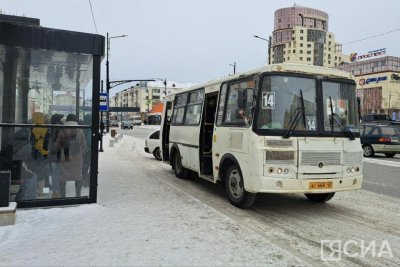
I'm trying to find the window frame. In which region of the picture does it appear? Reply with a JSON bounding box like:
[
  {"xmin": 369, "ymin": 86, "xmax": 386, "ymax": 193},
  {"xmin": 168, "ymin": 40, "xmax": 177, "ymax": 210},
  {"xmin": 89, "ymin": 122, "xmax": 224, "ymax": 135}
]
[
  {"xmin": 183, "ymin": 89, "xmax": 204, "ymax": 126},
  {"xmin": 171, "ymin": 93, "xmax": 188, "ymax": 126},
  {"xmin": 218, "ymin": 76, "xmax": 256, "ymax": 128}
]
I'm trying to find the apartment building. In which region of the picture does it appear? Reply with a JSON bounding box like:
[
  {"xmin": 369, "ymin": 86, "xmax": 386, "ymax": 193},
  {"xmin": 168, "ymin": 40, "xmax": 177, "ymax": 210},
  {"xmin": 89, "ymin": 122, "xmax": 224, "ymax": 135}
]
[{"xmin": 270, "ymin": 5, "xmax": 348, "ymax": 67}]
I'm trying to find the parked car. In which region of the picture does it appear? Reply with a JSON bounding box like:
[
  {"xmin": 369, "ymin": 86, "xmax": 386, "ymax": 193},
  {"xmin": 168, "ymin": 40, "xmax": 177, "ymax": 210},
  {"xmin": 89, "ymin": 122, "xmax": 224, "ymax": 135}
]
[
  {"xmin": 144, "ymin": 130, "xmax": 162, "ymax": 160},
  {"xmin": 360, "ymin": 124, "xmax": 400, "ymax": 157},
  {"xmin": 122, "ymin": 120, "xmax": 134, "ymax": 129},
  {"xmin": 110, "ymin": 120, "xmax": 119, "ymax": 127},
  {"xmin": 132, "ymin": 116, "xmax": 142, "ymax": 126},
  {"xmin": 361, "ymin": 113, "xmax": 400, "ymax": 129}
]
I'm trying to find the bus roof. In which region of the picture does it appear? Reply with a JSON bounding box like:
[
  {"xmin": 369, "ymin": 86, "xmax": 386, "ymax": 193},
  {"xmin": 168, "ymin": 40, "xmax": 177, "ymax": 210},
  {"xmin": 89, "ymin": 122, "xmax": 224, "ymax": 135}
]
[{"xmin": 165, "ymin": 63, "xmax": 354, "ymax": 99}]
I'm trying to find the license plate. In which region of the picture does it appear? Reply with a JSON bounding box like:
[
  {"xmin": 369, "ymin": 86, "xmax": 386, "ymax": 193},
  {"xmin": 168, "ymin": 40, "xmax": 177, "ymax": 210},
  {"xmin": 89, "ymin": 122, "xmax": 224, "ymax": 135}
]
[{"xmin": 309, "ymin": 181, "xmax": 333, "ymax": 189}]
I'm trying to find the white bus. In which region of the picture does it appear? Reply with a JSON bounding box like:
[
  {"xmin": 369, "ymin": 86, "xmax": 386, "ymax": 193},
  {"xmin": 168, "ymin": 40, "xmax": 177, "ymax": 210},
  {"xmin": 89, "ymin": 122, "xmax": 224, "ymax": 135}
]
[{"xmin": 160, "ymin": 64, "xmax": 363, "ymax": 208}]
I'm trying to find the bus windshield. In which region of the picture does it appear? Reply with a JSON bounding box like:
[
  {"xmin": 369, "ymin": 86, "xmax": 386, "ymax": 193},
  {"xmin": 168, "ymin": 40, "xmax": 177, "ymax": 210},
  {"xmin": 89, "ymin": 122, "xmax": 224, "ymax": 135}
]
[
  {"xmin": 322, "ymin": 81, "xmax": 359, "ymax": 133},
  {"xmin": 257, "ymin": 75, "xmax": 317, "ymax": 132},
  {"xmin": 256, "ymin": 75, "xmax": 359, "ymax": 135}
]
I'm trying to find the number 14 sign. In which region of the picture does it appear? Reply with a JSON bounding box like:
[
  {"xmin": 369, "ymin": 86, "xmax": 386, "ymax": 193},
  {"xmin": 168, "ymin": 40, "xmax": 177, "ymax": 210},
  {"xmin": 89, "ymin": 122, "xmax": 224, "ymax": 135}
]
[{"xmin": 262, "ymin": 92, "xmax": 275, "ymax": 109}]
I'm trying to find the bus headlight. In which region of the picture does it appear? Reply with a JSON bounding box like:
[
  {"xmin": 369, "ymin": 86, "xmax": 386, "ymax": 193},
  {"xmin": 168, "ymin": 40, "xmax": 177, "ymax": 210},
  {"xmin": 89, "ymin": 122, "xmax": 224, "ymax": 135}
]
[{"xmin": 347, "ymin": 166, "xmax": 360, "ymax": 173}]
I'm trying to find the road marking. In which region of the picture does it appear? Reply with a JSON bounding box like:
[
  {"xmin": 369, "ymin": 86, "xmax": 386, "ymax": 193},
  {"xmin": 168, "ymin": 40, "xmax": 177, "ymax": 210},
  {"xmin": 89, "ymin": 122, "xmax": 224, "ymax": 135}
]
[{"xmin": 363, "ymin": 158, "xmax": 400, "ymax": 167}]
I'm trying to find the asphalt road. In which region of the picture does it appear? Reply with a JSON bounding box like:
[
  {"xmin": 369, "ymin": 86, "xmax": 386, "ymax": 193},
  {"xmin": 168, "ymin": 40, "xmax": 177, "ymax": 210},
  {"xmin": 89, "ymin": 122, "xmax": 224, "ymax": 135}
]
[
  {"xmin": 119, "ymin": 126, "xmax": 400, "ymax": 200},
  {"xmin": 116, "ymin": 129, "xmax": 400, "ymax": 266}
]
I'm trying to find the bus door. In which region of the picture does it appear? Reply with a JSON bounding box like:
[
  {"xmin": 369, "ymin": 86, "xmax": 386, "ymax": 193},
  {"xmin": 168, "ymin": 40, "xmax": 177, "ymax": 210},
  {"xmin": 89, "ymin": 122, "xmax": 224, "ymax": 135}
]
[
  {"xmin": 161, "ymin": 101, "xmax": 173, "ymax": 161},
  {"xmin": 199, "ymin": 93, "xmax": 218, "ymax": 175}
]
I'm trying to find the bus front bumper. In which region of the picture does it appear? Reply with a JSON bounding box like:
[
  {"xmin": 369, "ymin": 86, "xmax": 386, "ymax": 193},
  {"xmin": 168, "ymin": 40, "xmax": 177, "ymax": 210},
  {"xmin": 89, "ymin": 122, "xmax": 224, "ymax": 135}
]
[{"xmin": 256, "ymin": 175, "xmax": 363, "ymax": 194}]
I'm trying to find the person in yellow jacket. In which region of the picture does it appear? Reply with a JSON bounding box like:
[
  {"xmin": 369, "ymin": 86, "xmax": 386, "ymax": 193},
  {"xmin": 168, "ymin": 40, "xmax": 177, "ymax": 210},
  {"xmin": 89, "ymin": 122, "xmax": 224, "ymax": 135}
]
[
  {"xmin": 30, "ymin": 112, "xmax": 50, "ymax": 196},
  {"xmin": 31, "ymin": 112, "xmax": 49, "ymax": 159}
]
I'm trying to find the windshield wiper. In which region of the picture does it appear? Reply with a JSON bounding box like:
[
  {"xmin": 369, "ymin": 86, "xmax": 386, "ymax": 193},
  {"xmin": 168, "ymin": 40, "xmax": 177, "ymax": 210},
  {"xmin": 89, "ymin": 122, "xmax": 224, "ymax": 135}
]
[
  {"xmin": 283, "ymin": 90, "xmax": 306, "ymax": 138},
  {"xmin": 328, "ymin": 96, "xmax": 355, "ymax": 140}
]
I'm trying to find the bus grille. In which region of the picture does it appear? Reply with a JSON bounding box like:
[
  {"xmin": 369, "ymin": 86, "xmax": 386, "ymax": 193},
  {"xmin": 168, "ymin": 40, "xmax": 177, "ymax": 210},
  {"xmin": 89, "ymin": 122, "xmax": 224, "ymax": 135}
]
[
  {"xmin": 266, "ymin": 151, "xmax": 295, "ymax": 165},
  {"xmin": 301, "ymin": 152, "xmax": 341, "ymax": 166},
  {"xmin": 265, "ymin": 140, "xmax": 293, "ymax": 147},
  {"xmin": 343, "ymin": 152, "xmax": 363, "ymax": 165}
]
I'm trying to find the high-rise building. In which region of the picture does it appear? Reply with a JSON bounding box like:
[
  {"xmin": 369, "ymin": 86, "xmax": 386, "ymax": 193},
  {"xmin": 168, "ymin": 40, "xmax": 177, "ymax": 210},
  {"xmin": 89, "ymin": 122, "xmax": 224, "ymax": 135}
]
[{"xmin": 270, "ymin": 5, "xmax": 347, "ymax": 67}]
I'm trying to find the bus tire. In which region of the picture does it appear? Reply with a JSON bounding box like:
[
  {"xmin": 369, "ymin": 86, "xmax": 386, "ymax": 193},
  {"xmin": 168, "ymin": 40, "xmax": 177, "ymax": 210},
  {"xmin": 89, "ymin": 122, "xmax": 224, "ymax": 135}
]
[
  {"xmin": 224, "ymin": 165, "xmax": 256, "ymax": 208},
  {"xmin": 173, "ymin": 150, "xmax": 189, "ymax": 179},
  {"xmin": 305, "ymin": 192, "xmax": 335, "ymax": 203},
  {"xmin": 153, "ymin": 147, "xmax": 162, "ymax": 161}
]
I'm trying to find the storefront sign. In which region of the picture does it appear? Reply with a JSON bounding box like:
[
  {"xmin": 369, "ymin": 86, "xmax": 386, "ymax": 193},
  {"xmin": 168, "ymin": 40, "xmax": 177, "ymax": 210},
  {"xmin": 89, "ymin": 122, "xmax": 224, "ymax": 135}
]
[
  {"xmin": 359, "ymin": 76, "xmax": 387, "ymax": 85},
  {"xmin": 350, "ymin": 48, "xmax": 386, "ymax": 62},
  {"xmin": 366, "ymin": 76, "xmax": 387, "ymax": 84}
]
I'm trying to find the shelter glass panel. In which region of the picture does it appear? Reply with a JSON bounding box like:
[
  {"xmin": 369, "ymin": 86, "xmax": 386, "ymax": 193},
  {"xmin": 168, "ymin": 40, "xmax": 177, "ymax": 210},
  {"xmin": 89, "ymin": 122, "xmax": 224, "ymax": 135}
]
[{"xmin": 0, "ymin": 44, "xmax": 94, "ymax": 202}]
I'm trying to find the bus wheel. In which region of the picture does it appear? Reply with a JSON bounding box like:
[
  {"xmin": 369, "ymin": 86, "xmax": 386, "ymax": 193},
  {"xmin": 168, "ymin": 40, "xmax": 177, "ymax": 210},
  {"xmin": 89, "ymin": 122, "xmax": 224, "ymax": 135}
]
[
  {"xmin": 224, "ymin": 165, "xmax": 256, "ymax": 208},
  {"xmin": 153, "ymin": 148, "xmax": 162, "ymax": 161},
  {"xmin": 305, "ymin": 192, "xmax": 335, "ymax": 203},
  {"xmin": 173, "ymin": 151, "xmax": 189, "ymax": 179}
]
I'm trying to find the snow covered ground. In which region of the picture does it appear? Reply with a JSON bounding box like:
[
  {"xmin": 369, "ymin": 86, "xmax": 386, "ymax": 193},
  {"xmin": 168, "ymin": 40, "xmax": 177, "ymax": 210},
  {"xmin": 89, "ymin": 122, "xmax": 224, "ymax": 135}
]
[{"xmin": 0, "ymin": 133, "xmax": 309, "ymax": 266}]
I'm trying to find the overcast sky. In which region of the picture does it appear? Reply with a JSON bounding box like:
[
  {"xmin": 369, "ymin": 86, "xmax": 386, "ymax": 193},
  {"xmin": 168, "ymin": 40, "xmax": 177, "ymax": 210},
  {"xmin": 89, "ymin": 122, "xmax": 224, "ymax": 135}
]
[{"xmin": 1, "ymin": 0, "xmax": 400, "ymax": 93}]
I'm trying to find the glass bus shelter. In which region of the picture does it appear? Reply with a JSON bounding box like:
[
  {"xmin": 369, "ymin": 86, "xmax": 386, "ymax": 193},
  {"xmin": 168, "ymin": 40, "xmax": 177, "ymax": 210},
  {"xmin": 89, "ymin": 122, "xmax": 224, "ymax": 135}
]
[{"xmin": 0, "ymin": 15, "xmax": 104, "ymax": 208}]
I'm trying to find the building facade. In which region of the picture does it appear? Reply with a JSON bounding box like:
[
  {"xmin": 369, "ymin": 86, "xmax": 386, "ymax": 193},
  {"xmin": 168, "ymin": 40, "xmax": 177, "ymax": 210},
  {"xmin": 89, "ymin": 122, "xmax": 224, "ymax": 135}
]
[
  {"xmin": 270, "ymin": 5, "xmax": 347, "ymax": 67},
  {"xmin": 337, "ymin": 56, "xmax": 400, "ymax": 118},
  {"xmin": 111, "ymin": 81, "xmax": 191, "ymax": 123}
]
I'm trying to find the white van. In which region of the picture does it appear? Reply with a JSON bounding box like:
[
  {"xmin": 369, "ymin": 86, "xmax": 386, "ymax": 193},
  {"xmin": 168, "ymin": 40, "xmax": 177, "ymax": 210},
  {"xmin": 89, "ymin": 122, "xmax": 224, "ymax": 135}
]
[{"xmin": 132, "ymin": 116, "xmax": 142, "ymax": 126}]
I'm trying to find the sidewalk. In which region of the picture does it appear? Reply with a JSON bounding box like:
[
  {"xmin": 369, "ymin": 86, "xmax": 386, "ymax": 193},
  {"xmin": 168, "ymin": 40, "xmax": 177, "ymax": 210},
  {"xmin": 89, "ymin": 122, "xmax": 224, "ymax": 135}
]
[{"xmin": 0, "ymin": 133, "xmax": 307, "ymax": 266}]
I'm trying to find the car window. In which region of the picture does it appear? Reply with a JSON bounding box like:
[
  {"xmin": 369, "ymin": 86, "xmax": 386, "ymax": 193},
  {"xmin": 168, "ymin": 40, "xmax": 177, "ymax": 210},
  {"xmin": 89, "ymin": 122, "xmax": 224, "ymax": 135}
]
[
  {"xmin": 364, "ymin": 115, "xmax": 372, "ymax": 121},
  {"xmin": 381, "ymin": 127, "xmax": 396, "ymax": 135},
  {"xmin": 363, "ymin": 126, "xmax": 372, "ymax": 135},
  {"xmin": 149, "ymin": 131, "xmax": 160, "ymax": 139},
  {"xmin": 371, "ymin": 128, "xmax": 380, "ymax": 135}
]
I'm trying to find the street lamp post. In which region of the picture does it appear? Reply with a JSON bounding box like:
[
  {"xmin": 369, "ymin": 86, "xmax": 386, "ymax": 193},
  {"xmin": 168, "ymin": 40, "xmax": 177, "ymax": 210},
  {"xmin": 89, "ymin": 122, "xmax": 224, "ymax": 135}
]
[
  {"xmin": 99, "ymin": 80, "xmax": 104, "ymax": 152},
  {"xmin": 253, "ymin": 34, "xmax": 271, "ymax": 65},
  {"xmin": 229, "ymin": 61, "xmax": 236, "ymax": 74},
  {"xmin": 164, "ymin": 78, "xmax": 167, "ymax": 96},
  {"xmin": 106, "ymin": 32, "xmax": 127, "ymax": 133}
]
